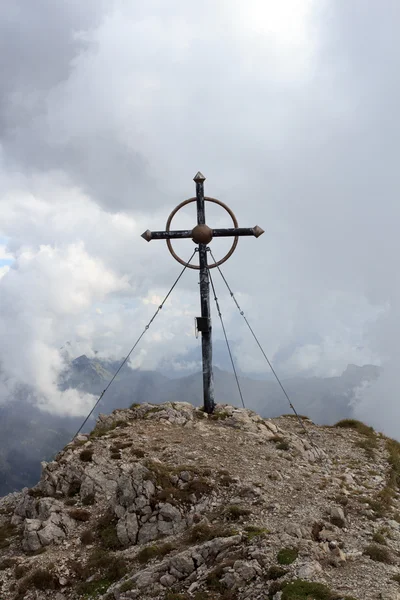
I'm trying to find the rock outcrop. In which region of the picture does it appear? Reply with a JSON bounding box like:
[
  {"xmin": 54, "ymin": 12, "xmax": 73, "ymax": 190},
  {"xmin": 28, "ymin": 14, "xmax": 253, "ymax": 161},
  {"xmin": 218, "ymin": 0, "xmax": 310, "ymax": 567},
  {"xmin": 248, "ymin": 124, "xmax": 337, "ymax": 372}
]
[{"xmin": 0, "ymin": 402, "xmax": 400, "ymax": 599}]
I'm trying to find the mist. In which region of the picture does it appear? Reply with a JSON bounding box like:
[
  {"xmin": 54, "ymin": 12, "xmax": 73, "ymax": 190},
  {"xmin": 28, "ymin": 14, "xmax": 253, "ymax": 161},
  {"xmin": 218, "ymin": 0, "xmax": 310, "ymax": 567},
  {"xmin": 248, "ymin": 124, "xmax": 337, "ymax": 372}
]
[{"xmin": 0, "ymin": 1, "xmax": 399, "ymax": 436}]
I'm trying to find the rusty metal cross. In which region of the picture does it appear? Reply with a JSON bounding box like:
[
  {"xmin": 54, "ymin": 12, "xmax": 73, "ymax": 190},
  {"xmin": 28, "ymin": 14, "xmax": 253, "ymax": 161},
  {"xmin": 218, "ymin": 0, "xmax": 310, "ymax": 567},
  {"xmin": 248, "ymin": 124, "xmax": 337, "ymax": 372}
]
[{"xmin": 141, "ymin": 172, "xmax": 264, "ymax": 414}]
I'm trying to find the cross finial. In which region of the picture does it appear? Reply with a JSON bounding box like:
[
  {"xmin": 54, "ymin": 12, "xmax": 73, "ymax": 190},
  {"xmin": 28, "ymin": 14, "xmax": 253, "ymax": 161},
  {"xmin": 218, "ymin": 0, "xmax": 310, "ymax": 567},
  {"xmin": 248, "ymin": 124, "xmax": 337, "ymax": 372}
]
[{"xmin": 193, "ymin": 171, "xmax": 206, "ymax": 183}]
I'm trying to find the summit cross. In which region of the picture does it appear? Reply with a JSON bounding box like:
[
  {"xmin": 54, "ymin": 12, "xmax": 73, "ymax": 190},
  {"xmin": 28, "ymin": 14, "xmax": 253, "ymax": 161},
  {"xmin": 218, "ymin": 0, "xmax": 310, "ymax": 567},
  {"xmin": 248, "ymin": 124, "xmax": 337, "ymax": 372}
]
[{"xmin": 141, "ymin": 172, "xmax": 264, "ymax": 414}]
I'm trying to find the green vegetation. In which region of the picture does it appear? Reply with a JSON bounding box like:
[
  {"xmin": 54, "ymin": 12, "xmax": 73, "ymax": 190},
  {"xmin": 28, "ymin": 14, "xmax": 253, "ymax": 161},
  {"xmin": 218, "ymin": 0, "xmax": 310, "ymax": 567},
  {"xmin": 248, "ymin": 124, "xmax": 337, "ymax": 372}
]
[
  {"xmin": 276, "ymin": 441, "xmax": 290, "ymax": 451},
  {"xmin": 109, "ymin": 431, "xmax": 129, "ymax": 439},
  {"xmin": 131, "ymin": 448, "xmax": 145, "ymax": 458},
  {"xmin": 281, "ymin": 414, "xmax": 310, "ymax": 420},
  {"xmin": 155, "ymin": 478, "xmax": 212, "ymax": 506},
  {"xmin": 372, "ymin": 532, "xmax": 386, "ymax": 545},
  {"xmin": 80, "ymin": 529, "xmax": 95, "ymax": 545},
  {"xmin": 90, "ymin": 418, "xmax": 129, "ymax": 438},
  {"xmin": 82, "ymin": 493, "xmax": 95, "ymax": 506},
  {"xmin": 210, "ymin": 411, "xmax": 230, "ymax": 421},
  {"xmin": 270, "ymin": 436, "xmax": 290, "ymax": 451},
  {"xmin": 206, "ymin": 565, "xmax": 226, "ymax": 592},
  {"xmin": 344, "ymin": 418, "xmax": 382, "ymax": 462},
  {"xmin": 362, "ymin": 437, "xmax": 400, "ymax": 519},
  {"xmin": 244, "ymin": 525, "xmax": 269, "ymax": 540},
  {"xmin": 68, "ymin": 508, "xmax": 91, "ymax": 522},
  {"xmin": 0, "ymin": 557, "xmax": 16, "ymax": 570},
  {"xmin": 355, "ymin": 437, "xmax": 378, "ymax": 459},
  {"xmin": 363, "ymin": 543, "xmax": 393, "ymax": 564},
  {"xmin": 96, "ymin": 512, "xmax": 122, "ymax": 550},
  {"xmin": 90, "ymin": 426, "xmax": 113, "ymax": 438},
  {"xmin": 67, "ymin": 479, "xmax": 81, "ymax": 497},
  {"xmin": 28, "ymin": 569, "xmax": 58, "ymax": 589},
  {"xmin": 14, "ymin": 563, "xmax": 31, "ymax": 578},
  {"xmin": 75, "ymin": 549, "xmax": 127, "ymax": 598},
  {"xmin": 282, "ymin": 580, "xmax": 333, "ymax": 599},
  {"xmin": 16, "ymin": 567, "xmax": 60, "ymax": 599},
  {"xmin": 277, "ymin": 548, "xmax": 298, "ymax": 565},
  {"xmin": 119, "ymin": 580, "xmax": 134, "ymax": 592},
  {"xmin": 27, "ymin": 487, "xmax": 45, "ymax": 498},
  {"xmin": 187, "ymin": 523, "xmax": 236, "ymax": 544},
  {"xmin": 71, "ymin": 439, "xmax": 87, "ymax": 448},
  {"xmin": 164, "ymin": 593, "xmax": 227, "ymax": 600},
  {"xmin": 80, "ymin": 448, "xmax": 94, "ymax": 462},
  {"xmin": 137, "ymin": 542, "xmax": 175, "ymax": 564},
  {"xmin": 77, "ymin": 578, "xmax": 112, "ymax": 598},
  {"xmin": 334, "ymin": 419, "xmax": 375, "ymax": 437},
  {"xmin": 111, "ymin": 441, "xmax": 132, "ymax": 451},
  {"xmin": 266, "ymin": 565, "xmax": 288, "ymax": 580},
  {"xmin": 146, "ymin": 406, "xmax": 163, "ymax": 415},
  {"xmin": 386, "ymin": 437, "xmax": 400, "ymax": 489},
  {"xmin": 282, "ymin": 579, "xmax": 359, "ymax": 599},
  {"xmin": 268, "ymin": 579, "xmax": 358, "ymax": 600},
  {"xmin": 225, "ymin": 505, "xmax": 251, "ymax": 521},
  {"xmin": 0, "ymin": 521, "xmax": 17, "ymax": 549},
  {"xmin": 217, "ymin": 470, "xmax": 236, "ymax": 487},
  {"xmin": 145, "ymin": 460, "xmax": 213, "ymax": 506},
  {"xmin": 334, "ymin": 494, "xmax": 349, "ymax": 506}
]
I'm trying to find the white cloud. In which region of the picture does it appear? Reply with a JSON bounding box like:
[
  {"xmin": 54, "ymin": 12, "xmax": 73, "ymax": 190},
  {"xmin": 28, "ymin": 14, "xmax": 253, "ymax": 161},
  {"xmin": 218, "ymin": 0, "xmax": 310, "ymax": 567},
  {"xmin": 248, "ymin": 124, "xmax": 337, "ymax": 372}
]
[
  {"xmin": 0, "ymin": 265, "xmax": 10, "ymax": 279},
  {"xmin": 0, "ymin": 0, "xmax": 400, "ymax": 432}
]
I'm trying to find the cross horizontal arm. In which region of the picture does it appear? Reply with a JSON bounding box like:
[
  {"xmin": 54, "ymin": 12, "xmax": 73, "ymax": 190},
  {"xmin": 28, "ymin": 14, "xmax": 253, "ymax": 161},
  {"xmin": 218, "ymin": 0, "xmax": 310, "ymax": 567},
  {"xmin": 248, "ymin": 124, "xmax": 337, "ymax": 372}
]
[
  {"xmin": 141, "ymin": 229, "xmax": 193, "ymax": 242},
  {"xmin": 142, "ymin": 225, "xmax": 264, "ymax": 242},
  {"xmin": 213, "ymin": 226, "xmax": 264, "ymax": 239}
]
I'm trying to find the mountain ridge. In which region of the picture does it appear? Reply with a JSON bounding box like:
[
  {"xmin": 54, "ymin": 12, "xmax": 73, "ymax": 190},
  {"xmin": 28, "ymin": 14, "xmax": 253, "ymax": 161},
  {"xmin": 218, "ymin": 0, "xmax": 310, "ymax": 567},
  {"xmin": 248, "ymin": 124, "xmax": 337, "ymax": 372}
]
[
  {"xmin": 0, "ymin": 361, "xmax": 381, "ymax": 497},
  {"xmin": 0, "ymin": 401, "xmax": 399, "ymax": 599}
]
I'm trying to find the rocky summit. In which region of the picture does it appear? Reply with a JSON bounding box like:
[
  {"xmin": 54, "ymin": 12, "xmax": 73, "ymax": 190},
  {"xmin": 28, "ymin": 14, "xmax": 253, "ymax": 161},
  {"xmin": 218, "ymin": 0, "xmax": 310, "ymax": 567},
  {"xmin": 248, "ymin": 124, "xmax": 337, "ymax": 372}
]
[{"xmin": 1, "ymin": 403, "xmax": 400, "ymax": 600}]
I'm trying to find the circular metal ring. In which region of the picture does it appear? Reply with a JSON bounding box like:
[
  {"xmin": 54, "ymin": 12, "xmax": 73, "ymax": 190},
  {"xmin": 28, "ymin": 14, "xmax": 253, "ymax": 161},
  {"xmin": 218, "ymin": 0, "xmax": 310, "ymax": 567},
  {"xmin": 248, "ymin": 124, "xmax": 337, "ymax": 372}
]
[{"xmin": 166, "ymin": 197, "xmax": 239, "ymax": 270}]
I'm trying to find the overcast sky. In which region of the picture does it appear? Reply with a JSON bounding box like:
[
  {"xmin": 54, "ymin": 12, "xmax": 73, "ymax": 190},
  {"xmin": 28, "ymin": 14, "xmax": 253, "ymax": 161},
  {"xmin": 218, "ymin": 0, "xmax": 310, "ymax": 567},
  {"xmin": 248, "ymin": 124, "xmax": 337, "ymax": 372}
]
[{"xmin": 1, "ymin": 1, "xmax": 399, "ymax": 435}]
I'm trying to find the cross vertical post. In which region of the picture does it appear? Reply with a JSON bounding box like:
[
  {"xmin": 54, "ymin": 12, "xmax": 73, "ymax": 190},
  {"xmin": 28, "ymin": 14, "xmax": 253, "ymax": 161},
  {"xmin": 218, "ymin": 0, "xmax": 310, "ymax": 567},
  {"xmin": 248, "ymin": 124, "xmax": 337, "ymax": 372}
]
[
  {"xmin": 194, "ymin": 172, "xmax": 215, "ymax": 414},
  {"xmin": 141, "ymin": 172, "xmax": 264, "ymax": 414}
]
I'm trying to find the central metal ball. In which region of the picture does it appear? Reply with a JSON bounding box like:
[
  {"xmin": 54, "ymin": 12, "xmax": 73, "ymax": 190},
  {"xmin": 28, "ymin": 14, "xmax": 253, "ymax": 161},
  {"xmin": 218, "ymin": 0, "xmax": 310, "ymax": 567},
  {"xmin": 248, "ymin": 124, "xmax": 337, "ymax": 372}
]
[{"xmin": 191, "ymin": 224, "xmax": 213, "ymax": 244}]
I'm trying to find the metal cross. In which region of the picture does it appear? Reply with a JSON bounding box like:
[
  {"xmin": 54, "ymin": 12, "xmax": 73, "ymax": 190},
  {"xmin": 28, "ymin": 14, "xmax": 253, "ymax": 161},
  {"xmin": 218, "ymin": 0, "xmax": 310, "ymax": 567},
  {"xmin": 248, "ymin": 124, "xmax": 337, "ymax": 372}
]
[{"xmin": 141, "ymin": 172, "xmax": 264, "ymax": 414}]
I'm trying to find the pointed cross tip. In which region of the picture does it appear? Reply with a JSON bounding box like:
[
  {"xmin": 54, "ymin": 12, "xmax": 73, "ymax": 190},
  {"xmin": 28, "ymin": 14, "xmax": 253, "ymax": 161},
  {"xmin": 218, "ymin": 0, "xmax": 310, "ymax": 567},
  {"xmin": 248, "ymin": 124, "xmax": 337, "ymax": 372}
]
[
  {"xmin": 193, "ymin": 171, "xmax": 206, "ymax": 182},
  {"xmin": 253, "ymin": 225, "xmax": 265, "ymax": 238},
  {"xmin": 141, "ymin": 229, "xmax": 152, "ymax": 242}
]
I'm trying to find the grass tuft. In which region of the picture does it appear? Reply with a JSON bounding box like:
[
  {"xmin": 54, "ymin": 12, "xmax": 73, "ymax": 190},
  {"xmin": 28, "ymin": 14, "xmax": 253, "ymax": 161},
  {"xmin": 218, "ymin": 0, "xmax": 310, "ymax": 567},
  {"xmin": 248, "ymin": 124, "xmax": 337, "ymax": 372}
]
[
  {"xmin": 372, "ymin": 532, "xmax": 386, "ymax": 545},
  {"xmin": 0, "ymin": 522, "xmax": 17, "ymax": 549},
  {"xmin": 187, "ymin": 523, "xmax": 236, "ymax": 544},
  {"xmin": 280, "ymin": 579, "xmax": 341, "ymax": 599},
  {"xmin": 244, "ymin": 525, "xmax": 269, "ymax": 540},
  {"xmin": 96, "ymin": 512, "xmax": 123, "ymax": 550},
  {"xmin": 82, "ymin": 493, "xmax": 95, "ymax": 506},
  {"xmin": 277, "ymin": 547, "xmax": 298, "ymax": 565},
  {"xmin": 266, "ymin": 565, "xmax": 288, "ymax": 580},
  {"xmin": 225, "ymin": 505, "xmax": 251, "ymax": 521},
  {"xmin": 136, "ymin": 542, "xmax": 175, "ymax": 564},
  {"xmin": 363, "ymin": 543, "xmax": 393, "ymax": 564},
  {"xmin": 79, "ymin": 448, "xmax": 94, "ymax": 462},
  {"xmin": 334, "ymin": 419, "xmax": 375, "ymax": 437}
]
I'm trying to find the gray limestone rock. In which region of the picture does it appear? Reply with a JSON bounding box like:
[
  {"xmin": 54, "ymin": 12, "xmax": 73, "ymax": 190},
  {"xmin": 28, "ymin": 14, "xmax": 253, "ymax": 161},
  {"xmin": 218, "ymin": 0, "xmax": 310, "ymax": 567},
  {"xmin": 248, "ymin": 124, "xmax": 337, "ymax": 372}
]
[
  {"xmin": 117, "ymin": 512, "xmax": 139, "ymax": 546},
  {"xmin": 297, "ymin": 561, "xmax": 323, "ymax": 579},
  {"xmin": 137, "ymin": 522, "xmax": 159, "ymax": 545},
  {"xmin": 330, "ymin": 506, "xmax": 347, "ymax": 528}
]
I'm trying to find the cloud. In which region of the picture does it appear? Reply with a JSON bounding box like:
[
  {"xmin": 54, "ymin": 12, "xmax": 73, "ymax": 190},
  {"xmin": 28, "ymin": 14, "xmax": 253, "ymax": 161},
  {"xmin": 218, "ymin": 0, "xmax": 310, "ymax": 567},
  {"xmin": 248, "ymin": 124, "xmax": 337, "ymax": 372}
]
[
  {"xmin": 0, "ymin": 239, "xmax": 130, "ymax": 414},
  {"xmin": 0, "ymin": 0, "xmax": 399, "ymax": 431}
]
